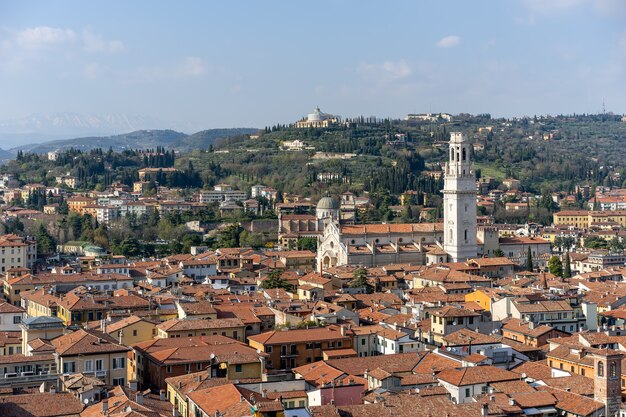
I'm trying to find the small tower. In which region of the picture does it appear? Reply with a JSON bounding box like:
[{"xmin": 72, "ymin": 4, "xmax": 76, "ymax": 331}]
[
  {"xmin": 593, "ymin": 350, "xmax": 624, "ymax": 417},
  {"xmin": 340, "ymin": 192, "xmax": 356, "ymax": 224},
  {"xmin": 443, "ymin": 132, "xmax": 477, "ymax": 262}
]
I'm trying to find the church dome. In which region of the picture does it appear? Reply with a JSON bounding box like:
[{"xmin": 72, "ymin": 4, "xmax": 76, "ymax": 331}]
[
  {"xmin": 317, "ymin": 196, "xmax": 339, "ymax": 210},
  {"xmin": 308, "ymin": 107, "xmax": 323, "ymax": 122}
]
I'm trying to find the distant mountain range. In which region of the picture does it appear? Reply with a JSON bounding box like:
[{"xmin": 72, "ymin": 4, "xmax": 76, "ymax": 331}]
[
  {"xmin": 0, "ymin": 112, "xmax": 214, "ymax": 148},
  {"xmin": 8, "ymin": 128, "xmax": 259, "ymax": 155}
]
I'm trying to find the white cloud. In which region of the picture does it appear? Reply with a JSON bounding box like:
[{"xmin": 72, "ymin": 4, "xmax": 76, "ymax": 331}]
[
  {"xmin": 83, "ymin": 63, "xmax": 101, "ymax": 79},
  {"xmin": 16, "ymin": 26, "xmax": 76, "ymax": 49},
  {"xmin": 436, "ymin": 35, "xmax": 461, "ymax": 48},
  {"xmin": 523, "ymin": 0, "xmax": 586, "ymax": 14},
  {"xmin": 12, "ymin": 26, "xmax": 123, "ymax": 54},
  {"xmin": 357, "ymin": 59, "xmax": 412, "ymax": 82},
  {"xmin": 0, "ymin": 26, "xmax": 125, "ymax": 74},
  {"xmin": 177, "ymin": 57, "xmax": 207, "ymax": 77},
  {"xmin": 82, "ymin": 30, "xmax": 124, "ymax": 53},
  {"xmin": 380, "ymin": 60, "xmax": 412, "ymax": 79},
  {"xmin": 593, "ymin": 0, "xmax": 626, "ymax": 17},
  {"xmin": 523, "ymin": 0, "xmax": 626, "ymax": 17}
]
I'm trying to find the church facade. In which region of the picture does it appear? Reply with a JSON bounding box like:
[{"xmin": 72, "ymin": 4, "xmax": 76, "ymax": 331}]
[
  {"xmin": 317, "ymin": 222, "xmax": 444, "ymax": 271},
  {"xmin": 316, "ymin": 131, "xmax": 550, "ymax": 271}
]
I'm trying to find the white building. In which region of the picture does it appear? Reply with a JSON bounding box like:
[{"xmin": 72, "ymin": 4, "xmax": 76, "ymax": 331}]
[
  {"xmin": 295, "ymin": 107, "xmax": 339, "ymax": 128},
  {"xmin": 437, "ymin": 366, "xmax": 518, "ymax": 404},
  {"xmin": 0, "ymin": 302, "xmax": 24, "ymax": 331},
  {"xmin": 443, "ymin": 132, "xmax": 478, "ymax": 262},
  {"xmin": 198, "ymin": 188, "xmax": 246, "ymax": 203},
  {"xmin": 317, "ymin": 221, "xmax": 443, "ymax": 270},
  {"xmin": 179, "ymin": 259, "xmax": 218, "ymax": 282},
  {"xmin": 405, "ymin": 113, "xmax": 452, "ymax": 122},
  {"xmin": 0, "ymin": 234, "xmax": 37, "ymax": 272}
]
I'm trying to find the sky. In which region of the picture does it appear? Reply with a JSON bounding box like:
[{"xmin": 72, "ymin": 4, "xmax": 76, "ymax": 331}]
[{"xmin": 0, "ymin": 0, "xmax": 625, "ymax": 130}]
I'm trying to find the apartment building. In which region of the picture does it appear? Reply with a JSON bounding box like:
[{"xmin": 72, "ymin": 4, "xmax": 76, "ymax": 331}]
[
  {"xmin": 247, "ymin": 325, "xmax": 353, "ymax": 371},
  {"xmin": 52, "ymin": 328, "xmax": 130, "ymax": 387},
  {"xmin": 0, "ymin": 234, "xmax": 37, "ymax": 274},
  {"xmin": 130, "ymin": 335, "xmax": 265, "ymax": 390}
]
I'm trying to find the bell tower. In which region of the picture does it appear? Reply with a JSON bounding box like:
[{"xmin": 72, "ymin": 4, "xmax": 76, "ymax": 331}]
[
  {"xmin": 593, "ymin": 350, "xmax": 624, "ymax": 417},
  {"xmin": 443, "ymin": 132, "xmax": 477, "ymax": 262}
]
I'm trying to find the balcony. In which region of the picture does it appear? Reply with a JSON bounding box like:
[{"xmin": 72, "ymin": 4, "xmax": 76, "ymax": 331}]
[
  {"xmin": 280, "ymin": 350, "xmax": 299, "ymax": 357},
  {"xmin": 0, "ymin": 372, "xmax": 61, "ymax": 387},
  {"xmin": 82, "ymin": 370, "xmax": 108, "ymax": 378}
]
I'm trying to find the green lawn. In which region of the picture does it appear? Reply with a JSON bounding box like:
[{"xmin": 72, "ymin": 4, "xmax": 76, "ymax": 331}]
[{"xmin": 475, "ymin": 162, "xmax": 506, "ymax": 180}]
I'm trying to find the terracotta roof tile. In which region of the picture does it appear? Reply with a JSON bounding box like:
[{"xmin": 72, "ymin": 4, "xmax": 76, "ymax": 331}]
[
  {"xmin": 0, "ymin": 392, "xmax": 84, "ymax": 417},
  {"xmin": 436, "ymin": 365, "xmax": 518, "ymax": 386}
]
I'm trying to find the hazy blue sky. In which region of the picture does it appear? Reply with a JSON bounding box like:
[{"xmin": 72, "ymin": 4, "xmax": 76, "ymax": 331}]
[{"xmin": 0, "ymin": 0, "xmax": 625, "ymax": 129}]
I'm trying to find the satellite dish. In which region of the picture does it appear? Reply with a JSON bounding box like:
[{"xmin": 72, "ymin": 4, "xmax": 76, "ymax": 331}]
[
  {"xmin": 210, "ymin": 353, "xmax": 215, "ymax": 360},
  {"xmin": 83, "ymin": 399, "xmax": 89, "ymax": 405}
]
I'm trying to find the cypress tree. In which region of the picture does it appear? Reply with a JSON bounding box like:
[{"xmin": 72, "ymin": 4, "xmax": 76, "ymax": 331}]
[
  {"xmin": 563, "ymin": 252, "xmax": 572, "ymax": 278},
  {"xmin": 525, "ymin": 247, "xmax": 533, "ymax": 272}
]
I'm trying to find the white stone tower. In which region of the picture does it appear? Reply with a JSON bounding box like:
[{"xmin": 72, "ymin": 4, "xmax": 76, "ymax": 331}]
[{"xmin": 443, "ymin": 132, "xmax": 477, "ymax": 262}]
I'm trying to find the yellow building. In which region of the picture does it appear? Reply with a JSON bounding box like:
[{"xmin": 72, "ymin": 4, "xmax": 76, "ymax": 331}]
[
  {"xmin": 130, "ymin": 335, "xmax": 264, "ymax": 390},
  {"xmin": 20, "ymin": 316, "xmax": 65, "ymax": 355},
  {"xmin": 102, "ymin": 316, "xmax": 158, "ymax": 346},
  {"xmin": 67, "ymin": 196, "xmax": 96, "ymax": 214},
  {"xmin": 20, "ymin": 288, "xmax": 58, "ymax": 319},
  {"xmin": 547, "ymin": 342, "xmax": 626, "ymax": 392},
  {"xmin": 133, "ymin": 181, "xmax": 151, "ymax": 194},
  {"xmin": 541, "ymin": 229, "xmax": 565, "ymax": 243},
  {"xmin": 156, "ymin": 318, "xmax": 245, "ymax": 342},
  {"xmin": 553, "ymin": 210, "xmax": 626, "ymax": 228},
  {"xmin": 429, "ymin": 306, "xmax": 482, "ymax": 344},
  {"xmin": 464, "ymin": 288, "xmax": 504, "ymax": 312}
]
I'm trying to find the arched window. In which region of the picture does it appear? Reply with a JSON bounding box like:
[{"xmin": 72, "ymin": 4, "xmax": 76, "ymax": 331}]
[
  {"xmin": 598, "ymin": 361, "xmax": 604, "ymax": 377},
  {"xmin": 610, "ymin": 362, "xmax": 617, "ymax": 378},
  {"xmin": 449, "ymin": 229, "xmax": 453, "ymax": 243},
  {"xmin": 462, "ymin": 148, "xmax": 466, "ymax": 161},
  {"xmin": 464, "ymin": 229, "xmax": 468, "ymax": 242},
  {"xmin": 450, "ymin": 149, "xmax": 454, "ymax": 161}
]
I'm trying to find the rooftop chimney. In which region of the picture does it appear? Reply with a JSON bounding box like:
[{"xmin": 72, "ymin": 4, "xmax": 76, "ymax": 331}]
[
  {"xmin": 482, "ymin": 403, "xmax": 489, "ymax": 417},
  {"xmin": 160, "ymin": 389, "xmax": 166, "ymax": 401},
  {"xmin": 102, "ymin": 399, "xmax": 109, "ymax": 415},
  {"xmin": 135, "ymin": 391, "xmax": 144, "ymax": 405}
]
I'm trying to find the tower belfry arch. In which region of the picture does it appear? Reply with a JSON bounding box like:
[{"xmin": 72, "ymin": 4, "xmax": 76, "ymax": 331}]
[{"xmin": 443, "ymin": 132, "xmax": 477, "ymax": 262}]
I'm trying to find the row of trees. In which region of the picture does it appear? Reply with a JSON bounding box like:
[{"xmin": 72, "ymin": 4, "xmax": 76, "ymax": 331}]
[
  {"xmin": 548, "ymin": 254, "xmax": 572, "ymax": 278},
  {"xmin": 261, "ymin": 267, "xmax": 373, "ymax": 294}
]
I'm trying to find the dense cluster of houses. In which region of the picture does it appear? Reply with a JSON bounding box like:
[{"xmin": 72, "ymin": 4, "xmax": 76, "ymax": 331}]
[
  {"xmin": 0, "ymin": 135, "xmax": 625, "ymax": 417},
  {"xmin": 0, "ymin": 235, "xmax": 624, "ymax": 416}
]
